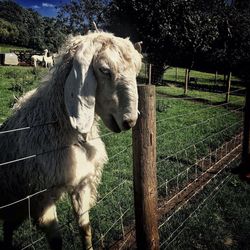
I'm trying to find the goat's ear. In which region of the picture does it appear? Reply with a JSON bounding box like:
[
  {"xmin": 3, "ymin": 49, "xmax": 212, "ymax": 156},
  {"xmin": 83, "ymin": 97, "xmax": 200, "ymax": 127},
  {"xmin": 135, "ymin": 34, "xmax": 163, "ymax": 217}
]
[
  {"xmin": 134, "ymin": 41, "xmax": 143, "ymax": 53},
  {"xmin": 64, "ymin": 42, "xmax": 98, "ymax": 134}
]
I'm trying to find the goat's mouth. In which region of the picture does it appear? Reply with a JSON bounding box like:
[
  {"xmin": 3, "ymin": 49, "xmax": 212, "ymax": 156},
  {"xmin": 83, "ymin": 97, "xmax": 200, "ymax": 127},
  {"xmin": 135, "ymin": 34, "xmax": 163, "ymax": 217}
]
[{"xmin": 106, "ymin": 115, "xmax": 121, "ymax": 133}]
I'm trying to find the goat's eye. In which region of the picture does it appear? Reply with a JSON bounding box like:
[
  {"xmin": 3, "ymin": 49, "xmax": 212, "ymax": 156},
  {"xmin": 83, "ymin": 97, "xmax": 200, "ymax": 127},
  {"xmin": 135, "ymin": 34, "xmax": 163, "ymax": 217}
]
[{"xmin": 99, "ymin": 67, "xmax": 111, "ymax": 77}]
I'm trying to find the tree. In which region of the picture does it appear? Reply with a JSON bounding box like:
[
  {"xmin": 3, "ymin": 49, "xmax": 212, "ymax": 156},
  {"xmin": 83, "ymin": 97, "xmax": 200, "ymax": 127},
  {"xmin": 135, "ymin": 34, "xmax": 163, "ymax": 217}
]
[
  {"xmin": 43, "ymin": 18, "xmax": 66, "ymax": 52},
  {"xmin": 0, "ymin": 1, "xmax": 67, "ymax": 51},
  {"xmin": 57, "ymin": 0, "xmax": 109, "ymax": 34},
  {"xmin": 0, "ymin": 18, "xmax": 19, "ymax": 44},
  {"xmin": 107, "ymin": 0, "xmax": 221, "ymax": 86}
]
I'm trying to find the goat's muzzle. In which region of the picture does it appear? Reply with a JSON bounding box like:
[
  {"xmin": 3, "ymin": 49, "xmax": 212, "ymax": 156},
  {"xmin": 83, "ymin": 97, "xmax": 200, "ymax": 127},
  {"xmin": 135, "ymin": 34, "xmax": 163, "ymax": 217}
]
[{"xmin": 122, "ymin": 118, "xmax": 137, "ymax": 130}]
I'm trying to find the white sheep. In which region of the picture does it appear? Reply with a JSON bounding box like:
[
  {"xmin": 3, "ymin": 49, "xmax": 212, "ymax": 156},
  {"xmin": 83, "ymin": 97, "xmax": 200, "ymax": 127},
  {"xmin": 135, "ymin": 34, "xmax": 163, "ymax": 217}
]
[
  {"xmin": 31, "ymin": 49, "xmax": 48, "ymax": 67},
  {"xmin": 43, "ymin": 49, "xmax": 54, "ymax": 68},
  {"xmin": 0, "ymin": 32, "xmax": 142, "ymax": 250}
]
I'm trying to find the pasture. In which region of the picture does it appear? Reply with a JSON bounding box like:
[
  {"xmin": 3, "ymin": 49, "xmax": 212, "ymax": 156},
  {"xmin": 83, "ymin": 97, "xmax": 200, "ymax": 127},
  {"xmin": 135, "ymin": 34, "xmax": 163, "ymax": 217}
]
[
  {"xmin": 0, "ymin": 45, "xmax": 30, "ymax": 53},
  {"xmin": 0, "ymin": 65, "xmax": 250, "ymax": 249}
]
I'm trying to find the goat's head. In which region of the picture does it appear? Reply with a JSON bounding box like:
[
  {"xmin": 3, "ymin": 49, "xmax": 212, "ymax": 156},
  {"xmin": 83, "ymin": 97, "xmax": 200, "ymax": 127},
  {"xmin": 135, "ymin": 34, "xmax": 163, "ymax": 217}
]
[{"xmin": 64, "ymin": 33, "xmax": 142, "ymax": 134}]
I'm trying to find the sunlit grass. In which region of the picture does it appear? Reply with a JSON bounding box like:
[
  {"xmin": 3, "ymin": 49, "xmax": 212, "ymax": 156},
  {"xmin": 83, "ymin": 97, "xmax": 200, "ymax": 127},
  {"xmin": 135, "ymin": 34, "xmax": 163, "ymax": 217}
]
[{"xmin": 0, "ymin": 66, "xmax": 249, "ymax": 249}]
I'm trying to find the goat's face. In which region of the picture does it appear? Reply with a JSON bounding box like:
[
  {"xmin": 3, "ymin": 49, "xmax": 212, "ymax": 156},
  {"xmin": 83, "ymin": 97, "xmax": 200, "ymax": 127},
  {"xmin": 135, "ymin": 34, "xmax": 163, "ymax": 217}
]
[
  {"xmin": 93, "ymin": 38, "xmax": 142, "ymax": 133},
  {"xmin": 64, "ymin": 33, "xmax": 142, "ymax": 134}
]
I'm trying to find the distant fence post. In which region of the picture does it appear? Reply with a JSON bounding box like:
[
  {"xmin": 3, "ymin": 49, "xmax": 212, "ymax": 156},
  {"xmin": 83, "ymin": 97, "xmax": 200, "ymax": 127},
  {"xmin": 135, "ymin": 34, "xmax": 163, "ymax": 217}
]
[
  {"xmin": 148, "ymin": 64, "xmax": 152, "ymax": 85},
  {"xmin": 242, "ymin": 85, "xmax": 250, "ymax": 171},
  {"xmin": 184, "ymin": 68, "xmax": 189, "ymax": 95},
  {"xmin": 132, "ymin": 85, "xmax": 159, "ymax": 250},
  {"xmin": 175, "ymin": 67, "xmax": 178, "ymax": 82},
  {"xmin": 225, "ymin": 72, "xmax": 232, "ymax": 103}
]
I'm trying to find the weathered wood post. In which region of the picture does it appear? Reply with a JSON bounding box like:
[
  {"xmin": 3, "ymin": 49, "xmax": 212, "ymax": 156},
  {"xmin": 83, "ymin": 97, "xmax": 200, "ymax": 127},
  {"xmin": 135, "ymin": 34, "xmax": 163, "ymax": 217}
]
[
  {"xmin": 225, "ymin": 72, "xmax": 232, "ymax": 103},
  {"xmin": 132, "ymin": 85, "xmax": 159, "ymax": 250},
  {"xmin": 232, "ymin": 85, "xmax": 250, "ymax": 179},
  {"xmin": 148, "ymin": 64, "xmax": 152, "ymax": 85},
  {"xmin": 184, "ymin": 68, "xmax": 189, "ymax": 95},
  {"xmin": 242, "ymin": 85, "xmax": 250, "ymax": 174}
]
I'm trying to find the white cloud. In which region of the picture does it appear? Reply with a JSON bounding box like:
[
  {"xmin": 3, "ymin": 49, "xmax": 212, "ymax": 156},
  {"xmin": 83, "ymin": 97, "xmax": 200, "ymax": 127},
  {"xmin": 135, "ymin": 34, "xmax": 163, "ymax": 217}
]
[
  {"xmin": 42, "ymin": 3, "xmax": 55, "ymax": 8},
  {"xmin": 32, "ymin": 5, "xmax": 41, "ymax": 9}
]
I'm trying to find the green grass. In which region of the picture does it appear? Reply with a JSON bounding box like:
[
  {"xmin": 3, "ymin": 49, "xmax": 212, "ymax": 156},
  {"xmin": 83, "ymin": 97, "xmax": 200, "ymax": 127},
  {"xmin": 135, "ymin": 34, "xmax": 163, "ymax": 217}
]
[
  {"xmin": 0, "ymin": 44, "xmax": 31, "ymax": 53},
  {"xmin": 140, "ymin": 63, "xmax": 242, "ymax": 87},
  {"xmin": 161, "ymin": 172, "xmax": 250, "ymax": 250},
  {"xmin": 163, "ymin": 67, "xmax": 240, "ymax": 83},
  {"xmin": 0, "ymin": 66, "xmax": 47, "ymax": 123},
  {"xmin": 0, "ymin": 66, "xmax": 249, "ymax": 249},
  {"xmin": 156, "ymin": 85, "xmax": 245, "ymax": 105}
]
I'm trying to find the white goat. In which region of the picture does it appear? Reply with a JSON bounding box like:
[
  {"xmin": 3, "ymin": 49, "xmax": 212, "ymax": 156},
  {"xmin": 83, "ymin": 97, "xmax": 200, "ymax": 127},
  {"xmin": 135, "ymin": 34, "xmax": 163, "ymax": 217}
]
[
  {"xmin": 31, "ymin": 49, "xmax": 48, "ymax": 67},
  {"xmin": 0, "ymin": 32, "xmax": 142, "ymax": 250},
  {"xmin": 43, "ymin": 49, "xmax": 54, "ymax": 68}
]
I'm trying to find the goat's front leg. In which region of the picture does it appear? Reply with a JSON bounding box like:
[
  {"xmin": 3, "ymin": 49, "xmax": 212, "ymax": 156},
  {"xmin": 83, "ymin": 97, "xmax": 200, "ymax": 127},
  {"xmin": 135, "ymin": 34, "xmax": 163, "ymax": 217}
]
[
  {"xmin": 71, "ymin": 186, "xmax": 93, "ymax": 250},
  {"xmin": 36, "ymin": 203, "xmax": 62, "ymax": 250}
]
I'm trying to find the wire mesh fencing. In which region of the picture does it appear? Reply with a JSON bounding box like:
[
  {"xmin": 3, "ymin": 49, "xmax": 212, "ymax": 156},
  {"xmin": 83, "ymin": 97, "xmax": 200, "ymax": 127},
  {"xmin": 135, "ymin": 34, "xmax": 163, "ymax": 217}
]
[
  {"xmin": 0, "ymin": 121, "xmax": 136, "ymax": 249},
  {"xmin": 0, "ymin": 63, "xmax": 246, "ymax": 249},
  {"xmin": 152, "ymin": 78, "xmax": 245, "ymax": 248}
]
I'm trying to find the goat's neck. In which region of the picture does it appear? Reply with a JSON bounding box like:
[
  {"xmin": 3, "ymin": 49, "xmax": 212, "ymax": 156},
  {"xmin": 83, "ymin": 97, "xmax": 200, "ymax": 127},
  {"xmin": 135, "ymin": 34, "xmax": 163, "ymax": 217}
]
[{"xmin": 85, "ymin": 118, "xmax": 100, "ymax": 141}]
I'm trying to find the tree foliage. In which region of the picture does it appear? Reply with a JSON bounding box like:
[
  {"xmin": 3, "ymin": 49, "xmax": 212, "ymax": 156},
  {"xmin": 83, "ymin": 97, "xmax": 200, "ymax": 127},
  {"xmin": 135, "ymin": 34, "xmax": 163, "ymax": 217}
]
[
  {"xmin": 106, "ymin": 0, "xmax": 250, "ymax": 80},
  {"xmin": 0, "ymin": 1, "xmax": 66, "ymax": 52},
  {"xmin": 0, "ymin": 18, "xmax": 19, "ymax": 44},
  {"xmin": 57, "ymin": 0, "xmax": 110, "ymax": 34},
  {"xmin": 0, "ymin": 0, "xmax": 249, "ymax": 81}
]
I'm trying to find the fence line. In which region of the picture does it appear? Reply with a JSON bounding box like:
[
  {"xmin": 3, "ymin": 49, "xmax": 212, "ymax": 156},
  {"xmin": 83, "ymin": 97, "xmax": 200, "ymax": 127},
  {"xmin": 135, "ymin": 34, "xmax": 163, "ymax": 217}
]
[
  {"xmin": 158, "ymin": 151, "xmax": 240, "ymax": 230},
  {"xmin": 0, "ymin": 136, "xmax": 130, "ymax": 168},
  {"xmin": 157, "ymin": 106, "xmax": 243, "ymax": 138},
  {"xmin": 0, "ymin": 121, "xmax": 114, "ymax": 139},
  {"xmin": 160, "ymin": 174, "xmax": 234, "ymax": 248},
  {"xmin": 0, "ymin": 189, "xmax": 48, "ymax": 210},
  {"xmin": 156, "ymin": 120, "xmax": 242, "ymax": 166},
  {"xmin": 0, "ymin": 120, "xmax": 58, "ymax": 135},
  {"xmin": 157, "ymin": 133, "xmax": 242, "ymax": 189},
  {"xmin": 156, "ymin": 86, "xmax": 246, "ymax": 100},
  {"xmin": 94, "ymin": 208, "xmax": 130, "ymax": 247},
  {"xmin": 0, "ymin": 69, "xmax": 246, "ymax": 249},
  {"xmin": 159, "ymin": 142, "xmax": 241, "ymax": 217},
  {"xmin": 156, "ymin": 98, "xmax": 243, "ymax": 124}
]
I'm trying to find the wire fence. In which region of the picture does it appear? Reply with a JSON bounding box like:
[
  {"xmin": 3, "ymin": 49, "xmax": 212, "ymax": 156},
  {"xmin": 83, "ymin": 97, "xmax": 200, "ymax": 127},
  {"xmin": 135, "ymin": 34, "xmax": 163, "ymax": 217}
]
[
  {"xmin": 0, "ymin": 127, "xmax": 134, "ymax": 249},
  {"xmin": 0, "ymin": 63, "xmax": 246, "ymax": 249},
  {"xmin": 108, "ymin": 81, "xmax": 245, "ymax": 249}
]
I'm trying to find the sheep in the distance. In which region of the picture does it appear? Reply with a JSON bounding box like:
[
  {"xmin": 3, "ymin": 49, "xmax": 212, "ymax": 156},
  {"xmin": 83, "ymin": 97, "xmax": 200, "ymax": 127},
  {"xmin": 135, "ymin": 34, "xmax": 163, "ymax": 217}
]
[
  {"xmin": 43, "ymin": 49, "xmax": 54, "ymax": 68},
  {"xmin": 31, "ymin": 49, "xmax": 47, "ymax": 67},
  {"xmin": 0, "ymin": 32, "xmax": 142, "ymax": 250}
]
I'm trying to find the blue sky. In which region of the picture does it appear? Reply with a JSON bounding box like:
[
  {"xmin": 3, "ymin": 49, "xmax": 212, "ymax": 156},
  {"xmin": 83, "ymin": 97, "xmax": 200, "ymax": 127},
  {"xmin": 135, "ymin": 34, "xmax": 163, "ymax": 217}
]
[
  {"xmin": 15, "ymin": 0, "xmax": 234, "ymax": 18},
  {"xmin": 15, "ymin": 0, "xmax": 69, "ymax": 17}
]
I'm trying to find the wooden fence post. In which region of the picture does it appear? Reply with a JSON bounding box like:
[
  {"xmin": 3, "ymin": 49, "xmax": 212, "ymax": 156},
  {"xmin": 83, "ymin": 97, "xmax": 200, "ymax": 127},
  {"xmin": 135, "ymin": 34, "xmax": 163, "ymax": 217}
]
[
  {"xmin": 184, "ymin": 68, "xmax": 189, "ymax": 95},
  {"xmin": 232, "ymin": 85, "xmax": 250, "ymax": 179},
  {"xmin": 148, "ymin": 64, "xmax": 152, "ymax": 85},
  {"xmin": 132, "ymin": 85, "xmax": 159, "ymax": 250},
  {"xmin": 225, "ymin": 72, "xmax": 232, "ymax": 103},
  {"xmin": 242, "ymin": 85, "xmax": 250, "ymax": 172}
]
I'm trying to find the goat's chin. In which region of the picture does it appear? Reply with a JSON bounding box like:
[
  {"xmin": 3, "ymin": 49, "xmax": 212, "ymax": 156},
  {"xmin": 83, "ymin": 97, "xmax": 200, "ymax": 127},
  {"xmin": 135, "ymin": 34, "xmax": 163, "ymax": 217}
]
[{"xmin": 102, "ymin": 115, "xmax": 121, "ymax": 133}]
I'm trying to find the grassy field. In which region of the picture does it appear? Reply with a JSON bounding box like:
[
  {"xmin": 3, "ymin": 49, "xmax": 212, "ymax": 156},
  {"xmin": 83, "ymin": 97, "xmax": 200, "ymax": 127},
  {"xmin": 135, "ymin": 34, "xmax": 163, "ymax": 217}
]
[
  {"xmin": 0, "ymin": 66, "xmax": 47, "ymax": 123},
  {"xmin": 156, "ymin": 84, "xmax": 245, "ymax": 105},
  {"xmin": 0, "ymin": 65, "xmax": 250, "ymax": 249},
  {"xmin": 0, "ymin": 44, "xmax": 31, "ymax": 53},
  {"xmin": 162, "ymin": 67, "xmax": 241, "ymax": 85},
  {"xmin": 140, "ymin": 63, "xmax": 242, "ymax": 87}
]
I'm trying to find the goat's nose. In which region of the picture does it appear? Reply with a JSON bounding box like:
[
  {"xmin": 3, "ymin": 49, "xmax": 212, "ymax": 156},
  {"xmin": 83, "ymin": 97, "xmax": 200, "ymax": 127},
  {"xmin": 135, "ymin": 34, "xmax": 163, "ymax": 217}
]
[{"xmin": 123, "ymin": 119, "xmax": 137, "ymax": 130}]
